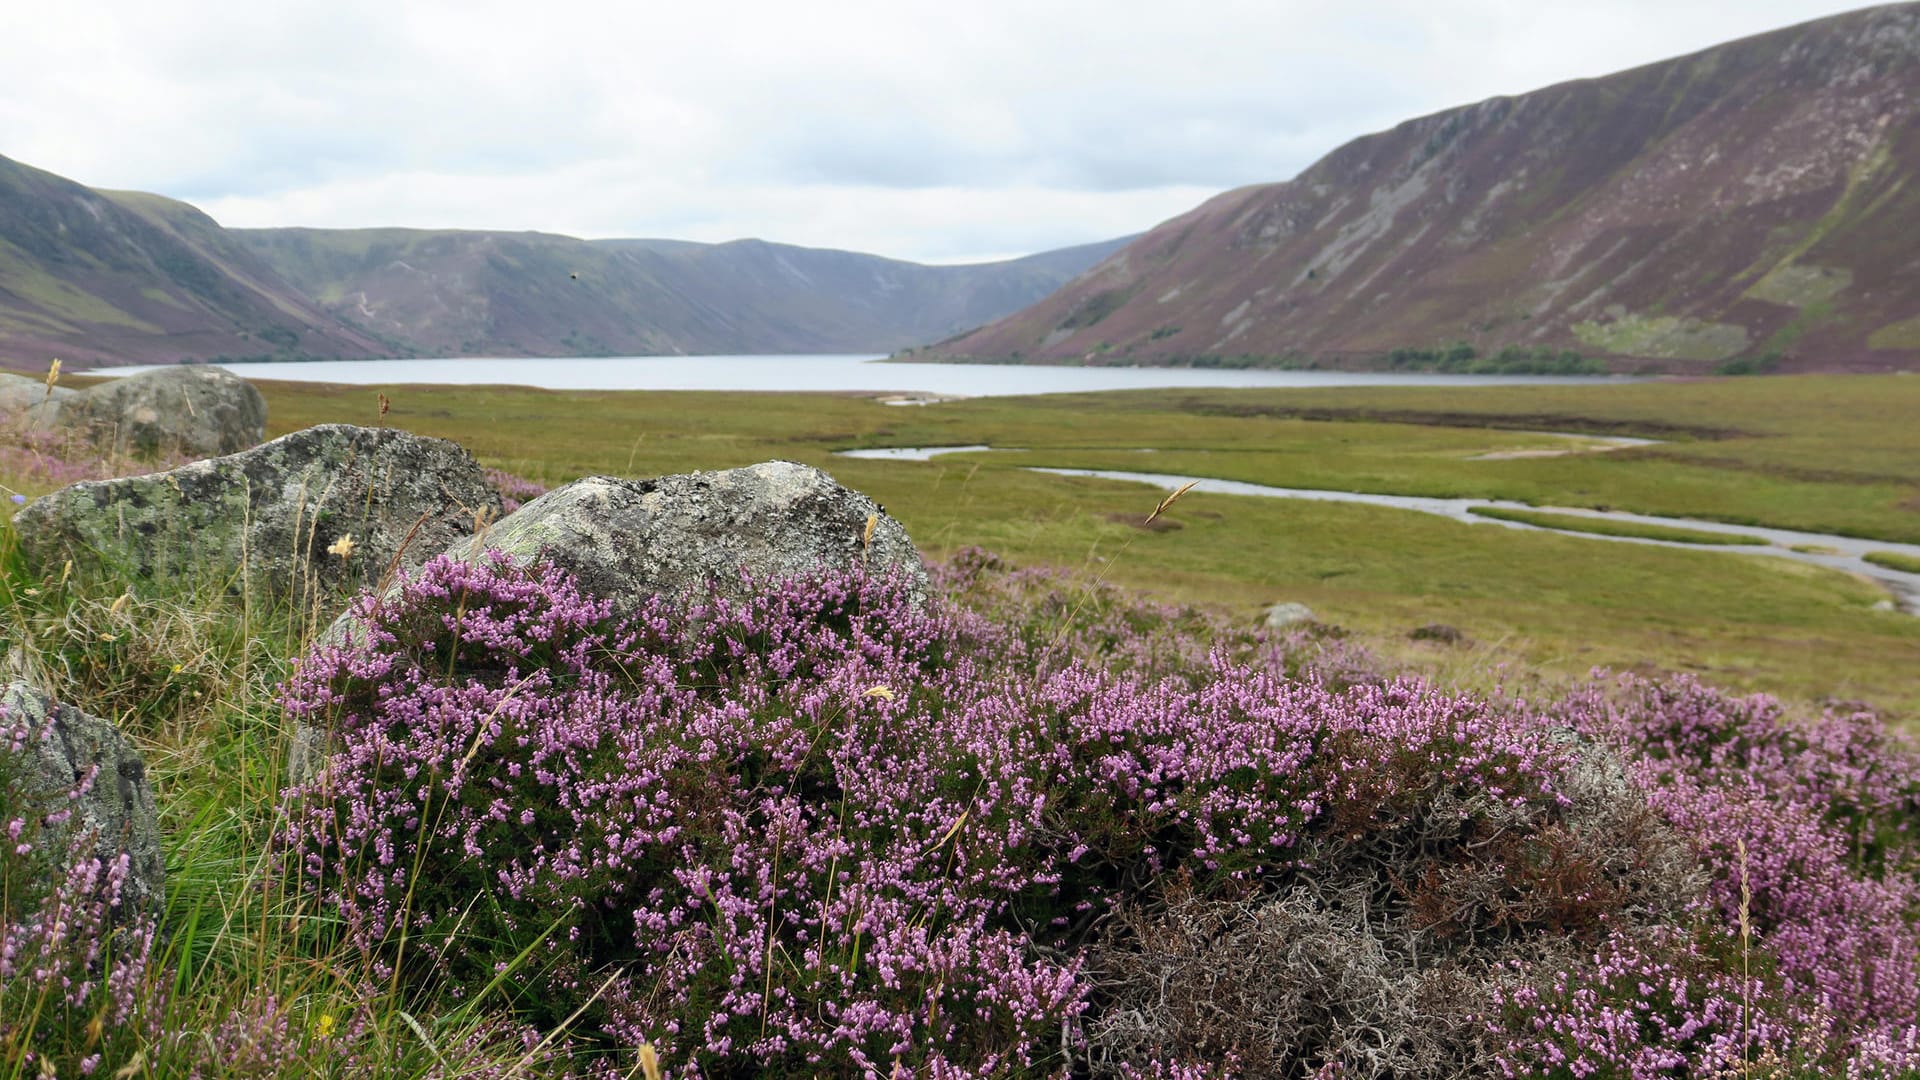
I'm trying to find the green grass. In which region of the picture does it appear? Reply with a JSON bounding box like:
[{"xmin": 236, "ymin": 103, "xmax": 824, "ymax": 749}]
[
  {"xmin": 1864, "ymin": 550, "xmax": 1920, "ymax": 574},
  {"xmin": 1466, "ymin": 505, "xmax": 1770, "ymax": 545},
  {"xmin": 247, "ymin": 373, "xmax": 1920, "ymax": 717}
]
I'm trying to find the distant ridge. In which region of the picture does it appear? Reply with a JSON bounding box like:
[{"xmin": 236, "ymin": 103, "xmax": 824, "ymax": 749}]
[
  {"xmin": 0, "ymin": 155, "xmax": 390, "ymax": 367},
  {"xmin": 0, "ymin": 152, "xmax": 1128, "ymax": 367},
  {"xmin": 925, "ymin": 4, "xmax": 1920, "ymax": 374}
]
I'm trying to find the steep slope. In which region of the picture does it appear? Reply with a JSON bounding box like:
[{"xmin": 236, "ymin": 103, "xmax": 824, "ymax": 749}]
[
  {"xmin": 928, "ymin": 4, "xmax": 1920, "ymax": 373},
  {"xmin": 237, "ymin": 229, "xmax": 1128, "ymax": 356},
  {"xmin": 0, "ymin": 152, "xmax": 1127, "ymax": 366},
  {"xmin": 0, "ymin": 155, "xmax": 389, "ymax": 367}
]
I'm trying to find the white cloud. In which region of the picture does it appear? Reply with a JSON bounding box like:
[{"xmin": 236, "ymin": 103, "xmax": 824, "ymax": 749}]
[{"xmin": 0, "ymin": 0, "xmax": 1875, "ymax": 262}]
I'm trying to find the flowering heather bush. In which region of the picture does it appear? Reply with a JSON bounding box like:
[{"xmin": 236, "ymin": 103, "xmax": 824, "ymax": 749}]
[
  {"xmin": 284, "ymin": 550, "xmax": 1808, "ymax": 1076},
  {"xmin": 0, "ymin": 416, "xmax": 196, "ymax": 498},
  {"xmin": 483, "ymin": 466, "xmax": 549, "ymax": 515},
  {"xmin": 1518, "ymin": 675, "xmax": 1920, "ymax": 1074},
  {"xmin": 263, "ymin": 537, "xmax": 1920, "ymax": 1077},
  {"xmin": 1, "ymin": 699, "xmax": 163, "ymax": 1075}
]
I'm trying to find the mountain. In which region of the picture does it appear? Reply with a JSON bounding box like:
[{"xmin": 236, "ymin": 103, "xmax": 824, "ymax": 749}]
[
  {"xmin": 0, "ymin": 155, "xmax": 390, "ymax": 367},
  {"xmin": 236, "ymin": 229, "xmax": 1131, "ymax": 357},
  {"xmin": 0, "ymin": 151, "xmax": 1128, "ymax": 366},
  {"xmin": 925, "ymin": 4, "xmax": 1920, "ymax": 374}
]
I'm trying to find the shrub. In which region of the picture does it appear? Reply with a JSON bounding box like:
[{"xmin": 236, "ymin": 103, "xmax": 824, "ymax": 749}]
[
  {"xmin": 1530, "ymin": 674, "xmax": 1920, "ymax": 1072},
  {"xmin": 1, "ymin": 698, "xmax": 164, "ymax": 1076},
  {"xmin": 283, "ymin": 551, "xmax": 1757, "ymax": 1076}
]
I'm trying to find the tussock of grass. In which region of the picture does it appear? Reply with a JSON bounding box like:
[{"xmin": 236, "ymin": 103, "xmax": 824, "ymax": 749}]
[
  {"xmin": 1864, "ymin": 550, "xmax": 1920, "ymax": 574},
  {"xmin": 1468, "ymin": 504, "xmax": 1769, "ymax": 546}
]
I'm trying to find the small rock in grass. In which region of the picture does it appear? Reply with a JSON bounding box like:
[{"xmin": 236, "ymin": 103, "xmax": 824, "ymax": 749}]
[
  {"xmin": 1410, "ymin": 622, "xmax": 1467, "ymax": 645},
  {"xmin": 1260, "ymin": 602, "xmax": 1317, "ymax": 629}
]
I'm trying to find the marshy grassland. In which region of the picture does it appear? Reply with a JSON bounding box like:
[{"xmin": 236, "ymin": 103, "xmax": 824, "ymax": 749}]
[
  {"xmin": 6, "ymin": 369, "xmax": 1920, "ymax": 1078},
  {"xmin": 250, "ymin": 372, "xmax": 1920, "ymax": 716}
]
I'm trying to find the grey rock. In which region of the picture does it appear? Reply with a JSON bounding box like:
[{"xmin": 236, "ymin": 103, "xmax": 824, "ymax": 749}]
[
  {"xmin": 62, "ymin": 366, "xmax": 267, "ymax": 457},
  {"xmin": 1260, "ymin": 602, "xmax": 1317, "ymax": 629},
  {"xmin": 1409, "ymin": 623, "xmax": 1467, "ymax": 645},
  {"xmin": 12, "ymin": 424, "xmax": 501, "ymax": 609},
  {"xmin": 1, "ymin": 681, "xmax": 164, "ymax": 914},
  {"xmin": 448, "ymin": 461, "xmax": 928, "ymax": 612},
  {"xmin": 0, "ymin": 371, "xmax": 76, "ymax": 426},
  {"xmin": 292, "ymin": 460, "xmax": 925, "ymax": 785}
]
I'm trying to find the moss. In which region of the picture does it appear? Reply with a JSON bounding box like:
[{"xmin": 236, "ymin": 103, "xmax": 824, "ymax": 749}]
[
  {"xmin": 1572, "ymin": 312, "xmax": 1749, "ymax": 361},
  {"xmin": 1866, "ymin": 314, "xmax": 1920, "ymax": 351},
  {"xmin": 1745, "ymin": 264, "xmax": 1852, "ymax": 308}
]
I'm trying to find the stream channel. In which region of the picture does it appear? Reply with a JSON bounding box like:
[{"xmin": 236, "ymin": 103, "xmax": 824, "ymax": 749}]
[{"xmin": 834, "ymin": 444, "xmax": 1920, "ymax": 615}]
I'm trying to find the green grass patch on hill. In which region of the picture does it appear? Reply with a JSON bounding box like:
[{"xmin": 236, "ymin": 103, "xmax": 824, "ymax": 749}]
[{"xmin": 1466, "ymin": 505, "xmax": 1770, "ymax": 545}]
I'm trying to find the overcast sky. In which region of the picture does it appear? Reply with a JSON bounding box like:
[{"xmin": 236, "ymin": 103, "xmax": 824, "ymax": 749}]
[{"xmin": 0, "ymin": 1, "xmax": 1879, "ymax": 263}]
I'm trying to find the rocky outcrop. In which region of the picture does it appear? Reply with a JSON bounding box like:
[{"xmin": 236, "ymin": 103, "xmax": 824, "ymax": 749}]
[
  {"xmin": 61, "ymin": 366, "xmax": 267, "ymax": 457},
  {"xmin": 452, "ymin": 460, "xmax": 927, "ymax": 612},
  {"xmin": 12, "ymin": 423, "xmax": 500, "ymax": 608},
  {"xmin": 1, "ymin": 681, "xmax": 164, "ymax": 914}
]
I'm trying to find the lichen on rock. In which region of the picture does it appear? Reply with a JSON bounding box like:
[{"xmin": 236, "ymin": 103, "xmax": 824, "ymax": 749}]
[{"xmin": 12, "ymin": 423, "xmax": 501, "ymax": 610}]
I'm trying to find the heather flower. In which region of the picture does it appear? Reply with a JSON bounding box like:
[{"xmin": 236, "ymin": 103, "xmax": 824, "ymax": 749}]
[
  {"xmin": 483, "ymin": 466, "xmax": 549, "ymax": 514},
  {"xmin": 1, "ymin": 700, "xmax": 163, "ymax": 1076},
  {"xmin": 279, "ymin": 550, "xmax": 1676, "ymax": 1075}
]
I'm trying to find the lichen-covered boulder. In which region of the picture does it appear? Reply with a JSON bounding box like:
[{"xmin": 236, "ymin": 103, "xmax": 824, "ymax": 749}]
[
  {"xmin": 292, "ymin": 461, "xmax": 927, "ymax": 784},
  {"xmin": 63, "ymin": 366, "xmax": 267, "ymax": 457},
  {"xmin": 1, "ymin": 681, "xmax": 164, "ymax": 914},
  {"xmin": 12, "ymin": 424, "xmax": 501, "ymax": 609},
  {"xmin": 449, "ymin": 461, "xmax": 928, "ymax": 612}
]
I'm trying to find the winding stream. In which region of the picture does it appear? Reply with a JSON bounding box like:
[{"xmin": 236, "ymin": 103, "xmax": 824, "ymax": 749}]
[{"xmin": 835, "ymin": 445, "xmax": 1920, "ymax": 615}]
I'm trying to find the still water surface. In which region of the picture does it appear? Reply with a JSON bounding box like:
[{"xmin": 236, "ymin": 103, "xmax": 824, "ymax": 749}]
[{"xmin": 99, "ymin": 354, "xmax": 1636, "ymax": 397}]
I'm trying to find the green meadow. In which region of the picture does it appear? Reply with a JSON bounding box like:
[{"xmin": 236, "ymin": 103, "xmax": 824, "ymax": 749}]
[{"xmin": 246, "ymin": 372, "xmax": 1920, "ymax": 717}]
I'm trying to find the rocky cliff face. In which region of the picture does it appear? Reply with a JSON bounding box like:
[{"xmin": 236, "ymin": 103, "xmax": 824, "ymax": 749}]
[{"xmin": 928, "ymin": 4, "xmax": 1920, "ymax": 373}]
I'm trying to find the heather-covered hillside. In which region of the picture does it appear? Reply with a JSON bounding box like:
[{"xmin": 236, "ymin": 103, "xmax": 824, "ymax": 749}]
[
  {"xmin": 236, "ymin": 229, "xmax": 1128, "ymax": 358},
  {"xmin": 0, "ymin": 151, "xmax": 1125, "ymax": 366},
  {"xmin": 927, "ymin": 4, "xmax": 1920, "ymax": 373},
  {"xmin": 0, "ymin": 155, "xmax": 392, "ymax": 367}
]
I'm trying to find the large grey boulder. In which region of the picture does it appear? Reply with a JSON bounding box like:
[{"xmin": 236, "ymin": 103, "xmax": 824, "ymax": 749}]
[
  {"xmin": 291, "ymin": 460, "xmax": 924, "ymax": 784},
  {"xmin": 63, "ymin": 366, "xmax": 267, "ymax": 457},
  {"xmin": 1, "ymin": 682, "xmax": 164, "ymax": 914},
  {"xmin": 12, "ymin": 424, "xmax": 501, "ymax": 608},
  {"xmin": 447, "ymin": 461, "xmax": 928, "ymax": 612},
  {"xmin": 0, "ymin": 371, "xmax": 76, "ymax": 426}
]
